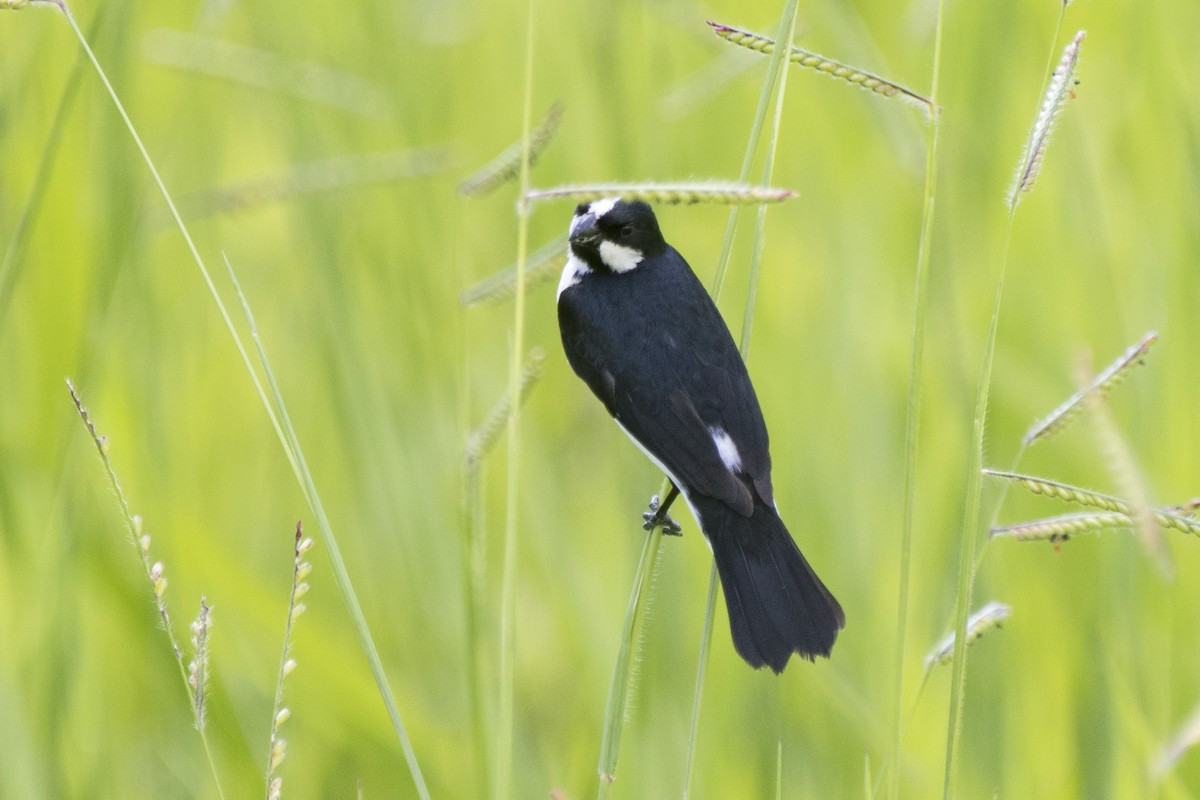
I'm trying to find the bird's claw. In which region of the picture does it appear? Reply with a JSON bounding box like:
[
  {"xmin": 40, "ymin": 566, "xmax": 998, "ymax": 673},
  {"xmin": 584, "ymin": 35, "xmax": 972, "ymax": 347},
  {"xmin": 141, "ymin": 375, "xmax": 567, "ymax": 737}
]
[{"xmin": 642, "ymin": 494, "xmax": 683, "ymax": 536}]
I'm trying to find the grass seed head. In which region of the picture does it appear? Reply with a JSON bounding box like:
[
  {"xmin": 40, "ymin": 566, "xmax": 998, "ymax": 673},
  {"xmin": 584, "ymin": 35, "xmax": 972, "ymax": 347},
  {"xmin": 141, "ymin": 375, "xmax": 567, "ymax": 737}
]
[
  {"xmin": 926, "ymin": 602, "xmax": 1011, "ymax": 667},
  {"xmin": 1010, "ymin": 31, "xmax": 1086, "ymax": 206},
  {"xmin": 707, "ymin": 20, "xmax": 934, "ymax": 114},
  {"xmin": 1024, "ymin": 332, "xmax": 1157, "ymax": 446}
]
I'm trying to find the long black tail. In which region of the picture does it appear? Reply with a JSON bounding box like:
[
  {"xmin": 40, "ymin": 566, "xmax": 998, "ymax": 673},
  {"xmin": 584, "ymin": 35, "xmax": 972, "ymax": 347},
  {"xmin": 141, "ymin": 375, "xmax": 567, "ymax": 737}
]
[{"xmin": 692, "ymin": 494, "xmax": 844, "ymax": 673}]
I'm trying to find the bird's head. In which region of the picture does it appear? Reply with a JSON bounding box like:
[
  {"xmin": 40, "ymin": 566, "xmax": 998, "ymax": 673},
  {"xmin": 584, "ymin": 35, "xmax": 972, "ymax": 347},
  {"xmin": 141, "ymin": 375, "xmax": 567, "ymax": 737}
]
[{"xmin": 567, "ymin": 198, "xmax": 666, "ymax": 274}]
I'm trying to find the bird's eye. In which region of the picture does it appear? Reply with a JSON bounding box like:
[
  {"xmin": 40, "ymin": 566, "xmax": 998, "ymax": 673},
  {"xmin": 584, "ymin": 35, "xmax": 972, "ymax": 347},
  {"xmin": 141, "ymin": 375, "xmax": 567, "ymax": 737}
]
[{"xmin": 621, "ymin": 224, "xmax": 635, "ymax": 238}]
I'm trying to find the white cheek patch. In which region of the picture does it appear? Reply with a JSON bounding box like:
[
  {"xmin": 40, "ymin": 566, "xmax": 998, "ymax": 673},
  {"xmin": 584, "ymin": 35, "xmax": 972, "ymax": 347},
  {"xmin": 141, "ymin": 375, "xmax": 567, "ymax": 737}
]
[
  {"xmin": 598, "ymin": 240, "xmax": 643, "ymax": 273},
  {"xmin": 556, "ymin": 253, "xmax": 592, "ymax": 299},
  {"xmin": 709, "ymin": 427, "xmax": 743, "ymax": 473},
  {"xmin": 588, "ymin": 197, "xmax": 619, "ymax": 219}
]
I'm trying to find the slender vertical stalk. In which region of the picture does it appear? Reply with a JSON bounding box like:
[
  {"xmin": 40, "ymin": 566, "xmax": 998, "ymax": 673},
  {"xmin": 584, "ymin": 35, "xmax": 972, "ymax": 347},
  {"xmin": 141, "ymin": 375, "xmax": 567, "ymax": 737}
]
[
  {"xmin": 47, "ymin": 4, "xmax": 428, "ymax": 796},
  {"xmin": 498, "ymin": 2, "xmax": 537, "ymax": 797},
  {"xmin": 463, "ymin": 459, "xmax": 491, "ymax": 799},
  {"xmin": 683, "ymin": 3, "xmax": 799, "ymax": 793},
  {"xmin": 0, "ymin": 3, "xmax": 107, "ymax": 330},
  {"xmin": 67, "ymin": 382, "xmax": 226, "ymax": 799},
  {"xmin": 51, "ymin": 1, "xmax": 295, "ymax": 478},
  {"xmin": 941, "ymin": 224, "xmax": 1013, "ymax": 799},
  {"xmin": 775, "ymin": 738, "xmax": 784, "ymax": 800},
  {"xmin": 456, "ymin": 192, "xmax": 493, "ymax": 800},
  {"xmin": 943, "ymin": 28, "xmax": 1084, "ymax": 795},
  {"xmin": 597, "ymin": 523, "xmax": 666, "ymax": 798},
  {"xmin": 710, "ymin": 2, "xmax": 799, "ymax": 303},
  {"xmin": 225, "ymin": 256, "xmax": 431, "ymax": 800},
  {"xmin": 681, "ymin": 568, "xmax": 719, "ymax": 800},
  {"xmin": 738, "ymin": 5, "xmax": 799, "ymax": 352},
  {"xmin": 889, "ymin": 1, "xmax": 946, "ymax": 797}
]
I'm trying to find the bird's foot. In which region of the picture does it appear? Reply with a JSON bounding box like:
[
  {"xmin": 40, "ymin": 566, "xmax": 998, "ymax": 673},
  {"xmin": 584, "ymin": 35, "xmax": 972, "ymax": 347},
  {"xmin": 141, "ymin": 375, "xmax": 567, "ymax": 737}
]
[{"xmin": 642, "ymin": 493, "xmax": 683, "ymax": 536}]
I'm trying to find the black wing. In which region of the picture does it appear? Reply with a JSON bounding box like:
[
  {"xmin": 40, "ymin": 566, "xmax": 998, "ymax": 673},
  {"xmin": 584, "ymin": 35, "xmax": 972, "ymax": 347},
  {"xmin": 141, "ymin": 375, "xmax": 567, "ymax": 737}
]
[{"xmin": 558, "ymin": 246, "xmax": 774, "ymax": 516}]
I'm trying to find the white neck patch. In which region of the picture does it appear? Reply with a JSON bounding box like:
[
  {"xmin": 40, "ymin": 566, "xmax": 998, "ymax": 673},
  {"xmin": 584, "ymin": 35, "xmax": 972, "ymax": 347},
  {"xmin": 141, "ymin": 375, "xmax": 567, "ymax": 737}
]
[
  {"xmin": 556, "ymin": 253, "xmax": 592, "ymax": 300},
  {"xmin": 598, "ymin": 240, "xmax": 643, "ymax": 273}
]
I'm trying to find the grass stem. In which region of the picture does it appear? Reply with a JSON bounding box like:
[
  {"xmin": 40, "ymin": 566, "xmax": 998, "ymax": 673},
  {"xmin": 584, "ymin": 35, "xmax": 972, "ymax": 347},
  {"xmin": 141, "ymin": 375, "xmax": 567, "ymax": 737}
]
[
  {"xmin": 497, "ymin": 2, "xmax": 538, "ymax": 797},
  {"xmin": 941, "ymin": 219, "xmax": 1013, "ymax": 798},
  {"xmin": 890, "ymin": 2, "xmax": 946, "ymax": 797},
  {"xmin": 682, "ymin": 3, "xmax": 799, "ymax": 791},
  {"xmin": 681, "ymin": 566, "xmax": 718, "ymax": 800},
  {"xmin": 0, "ymin": 2, "xmax": 106, "ymax": 330},
  {"xmin": 597, "ymin": 521, "xmax": 666, "ymax": 796},
  {"xmin": 224, "ymin": 255, "xmax": 431, "ymax": 799},
  {"xmin": 66, "ymin": 381, "xmax": 226, "ymax": 800},
  {"xmin": 46, "ymin": 1, "xmax": 429, "ymax": 793},
  {"xmin": 943, "ymin": 25, "xmax": 1085, "ymax": 796}
]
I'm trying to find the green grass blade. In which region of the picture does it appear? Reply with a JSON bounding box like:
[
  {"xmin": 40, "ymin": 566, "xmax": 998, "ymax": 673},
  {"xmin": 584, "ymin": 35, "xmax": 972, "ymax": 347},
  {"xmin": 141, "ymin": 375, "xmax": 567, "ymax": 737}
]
[
  {"xmin": 943, "ymin": 26, "xmax": 1088, "ymax": 798},
  {"xmin": 737, "ymin": 2, "xmax": 799, "ymax": 354},
  {"xmin": 681, "ymin": 565, "xmax": 718, "ymax": 799},
  {"xmin": 683, "ymin": 3, "xmax": 799, "ymax": 794},
  {"xmin": 889, "ymin": 0, "xmax": 946, "ymax": 795},
  {"xmin": 50, "ymin": 3, "xmax": 429, "ymax": 792},
  {"xmin": 223, "ymin": 255, "xmax": 431, "ymax": 800},
  {"xmin": 597, "ymin": 521, "xmax": 666, "ymax": 795},
  {"xmin": 462, "ymin": 350, "xmax": 545, "ymax": 800},
  {"xmin": 0, "ymin": 1, "xmax": 106, "ymax": 330},
  {"xmin": 498, "ymin": 3, "xmax": 538, "ymax": 797}
]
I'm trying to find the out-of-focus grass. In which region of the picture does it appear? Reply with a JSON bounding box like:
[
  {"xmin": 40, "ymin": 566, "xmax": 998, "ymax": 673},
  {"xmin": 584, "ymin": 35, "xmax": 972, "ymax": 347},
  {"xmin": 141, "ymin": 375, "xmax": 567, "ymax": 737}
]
[{"xmin": 1, "ymin": 1, "xmax": 1199, "ymax": 798}]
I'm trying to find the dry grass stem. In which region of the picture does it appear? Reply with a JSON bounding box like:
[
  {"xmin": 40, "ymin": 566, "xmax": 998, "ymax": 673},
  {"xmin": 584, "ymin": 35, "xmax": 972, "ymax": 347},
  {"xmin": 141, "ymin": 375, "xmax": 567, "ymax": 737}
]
[
  {"xmin": 925, "ymin": 602, "xmax": 1010, "ymax": 668},
  {"xmin": 459, "ymin": 102, "xmax": 564, "ymax": 197},
  {"xmin": 1024, "ymin": 331, "xmax": 1157, "ymax": 445},
  {"xmin": 460, "ymin": 238, "xmax": 566, "ymax": 307},
  {"xmin": 166, "ymin": 147, "xmax": 453, "ymax": 224},
  {"xmin": 707, "ymin": 21, "xmax": 934, "ymax": 115},
  {"xmin": 524, "ymin": 182, "xmax": 796, "ymax": 208},
  {"xmin": 1010, "ymin": 30, "xmax": 1085, "ymax": 204},
  {"xmin": 142, "ymin": 29, "xmax": 393, "ymax": 119}
]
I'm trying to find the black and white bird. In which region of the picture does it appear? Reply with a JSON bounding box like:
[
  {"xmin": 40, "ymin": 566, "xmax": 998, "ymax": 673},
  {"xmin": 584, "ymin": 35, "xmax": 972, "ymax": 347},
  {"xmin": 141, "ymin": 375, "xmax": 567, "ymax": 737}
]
[{"xmin": 556, "ymin": 197, "xmax": 844, "ymax": 673}]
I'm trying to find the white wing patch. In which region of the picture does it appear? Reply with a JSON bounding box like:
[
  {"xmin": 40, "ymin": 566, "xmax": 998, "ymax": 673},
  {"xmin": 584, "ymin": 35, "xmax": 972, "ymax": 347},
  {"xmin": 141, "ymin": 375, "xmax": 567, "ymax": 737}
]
[
  {"xmin": 598, "ymin": 240, "xmax": 643, "ymax": 273},
  {"xmin": 556, "ymin": 253, "xmax": 592, "ymax": 299},
  {"xmin": 709, "ymin": 427, "xmax": 743, "ymax": 473}
]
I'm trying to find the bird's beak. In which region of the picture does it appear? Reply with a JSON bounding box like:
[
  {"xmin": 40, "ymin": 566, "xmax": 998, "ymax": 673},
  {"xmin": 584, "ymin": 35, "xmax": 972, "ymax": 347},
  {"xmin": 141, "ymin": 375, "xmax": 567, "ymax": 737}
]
[{"xmin": 568, "ymin": 212, "xmax": 600, "ymax": 251}]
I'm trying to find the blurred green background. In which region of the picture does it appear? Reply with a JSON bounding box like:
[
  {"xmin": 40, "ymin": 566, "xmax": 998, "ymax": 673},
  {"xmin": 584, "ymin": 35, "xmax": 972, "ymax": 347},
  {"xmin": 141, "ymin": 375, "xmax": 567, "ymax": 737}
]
[{"xmin": 2, "ymin": 0, "xmax": 1199, "ymax": 797}]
